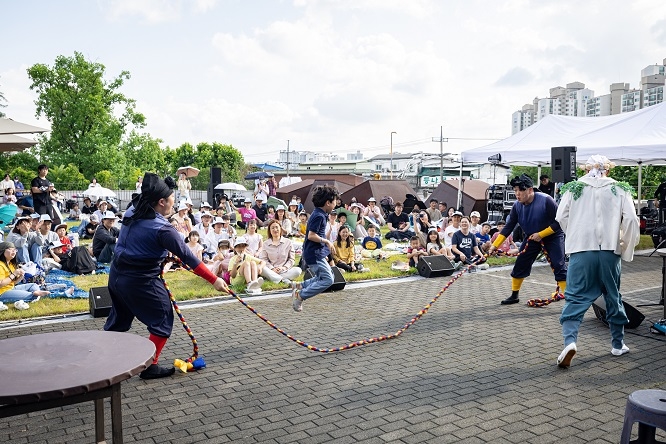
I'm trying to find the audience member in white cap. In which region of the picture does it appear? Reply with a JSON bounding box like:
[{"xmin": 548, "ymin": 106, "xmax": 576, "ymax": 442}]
[{"xmin": 92, "ymin": 211, "xmax": 120, "ymax": 263}]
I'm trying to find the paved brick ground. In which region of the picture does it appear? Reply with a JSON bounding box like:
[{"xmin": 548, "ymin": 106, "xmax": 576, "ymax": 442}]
[{"xmin": 1, "ymin": 254, "xmax": 666, "ymax": 443}]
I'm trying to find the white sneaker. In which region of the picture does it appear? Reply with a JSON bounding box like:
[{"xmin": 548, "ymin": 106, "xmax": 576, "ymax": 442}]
[
  {"xmin": 611, "ymin": 343, "xmax": 630, "ymax": 356},
  {"xmin": 0, "ymin": 302, "xmax": 7, "ymax": 311},
  {"xmin": 557, "ymin": 343, "xmax": 577, "ymax": 368},
  {"xmin": 478, "ymin": 263, "xmax": 490, "ymax": 270},
  {"xmin": 14, "ymin": 300, "xmax": 30, "ymax": 310},
  {"xmin": 291, "ymin": 282, "xmax": 303, "ymax": 312}
]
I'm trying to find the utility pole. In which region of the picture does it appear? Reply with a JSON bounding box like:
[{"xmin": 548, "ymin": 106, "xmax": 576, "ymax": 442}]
[
  {"xmin": 390, "ymin": 131, "xmax": 397, "ymax": 179},
  {"xmin": 286, "ymin": 140, "xmax": 290, "ymax": 178},
  {"xmin": 431, "ymin": 126, "xmax": 449, "ymax": 184}
]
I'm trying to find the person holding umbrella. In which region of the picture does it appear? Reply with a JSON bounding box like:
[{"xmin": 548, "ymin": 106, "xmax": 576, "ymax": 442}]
[{"xmin": 177, "ymin": 172, "xmax": 191, "ymax": 201}]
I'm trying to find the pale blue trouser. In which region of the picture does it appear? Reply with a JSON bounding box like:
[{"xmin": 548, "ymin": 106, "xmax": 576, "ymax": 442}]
[
  {"xmin": 560, "ymin": 250, "xmax": 628, "ymax": 350},
  {"xmin": 300, "ymin": 258, "xmax": 334, "ymax": 300},
  {"xmin": 0, "ymin": 283, "xmax": 41, "ymax": 303}
]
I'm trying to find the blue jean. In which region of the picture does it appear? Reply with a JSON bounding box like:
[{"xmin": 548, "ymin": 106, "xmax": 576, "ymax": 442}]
[
  {"xmin": 300, "ymin": 257, "xmax": 334, "ymax": 300},
  {"xmin": 0, "ymin": 283, "xmax": 41, "ymax": 303},
  {"xmin": 97, "ymin": 243, "xmax": 116, "ymax": 264},
  {"xmin": 560, "ymin": 250, "xmax": 627, "ymax": 349}
]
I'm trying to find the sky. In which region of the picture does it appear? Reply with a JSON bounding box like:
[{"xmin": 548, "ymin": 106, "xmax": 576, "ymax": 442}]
[{"xmin": 2, "ymin": 0, "xmax": 666, "ymax": 164}]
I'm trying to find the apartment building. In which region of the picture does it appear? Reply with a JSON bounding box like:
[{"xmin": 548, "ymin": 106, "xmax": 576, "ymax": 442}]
[{"xmin": 512, "ymin": 58, "xmax": 666, "ymax": 131}]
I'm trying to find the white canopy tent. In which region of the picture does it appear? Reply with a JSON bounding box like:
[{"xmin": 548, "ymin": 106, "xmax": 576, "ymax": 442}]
[
  {"xmin": 461, "ymin": 101, "xmax": 666, "ymax": 199},
  {"xmin": 0, "ymin": 118, "xmax": 49, "ymax": 152}
]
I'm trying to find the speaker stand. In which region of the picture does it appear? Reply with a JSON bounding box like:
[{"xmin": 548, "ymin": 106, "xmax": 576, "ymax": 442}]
[{"xmin": 639, "ymin": 242, "xmax": 666, "ymax": 319}]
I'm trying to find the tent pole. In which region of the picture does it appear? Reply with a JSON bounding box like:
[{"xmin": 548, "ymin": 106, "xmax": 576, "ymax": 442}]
[
  {"xmin": 457, "ymin": 160, "xmax": 463, "ymax": 211},
  {"xmin": 537, "ymin": 164, "xmax": 542, "ymax": 182},
  {"xmin": 637, "ymin": 161, "xmax": 643, "ymax": 212}
]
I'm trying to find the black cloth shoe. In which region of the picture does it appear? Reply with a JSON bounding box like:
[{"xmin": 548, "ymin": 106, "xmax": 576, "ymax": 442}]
[
  {"xmin": 140, "ymin": 364, "xmax": 176, "ymax": 379},
  {"xmin": 501, "ymin": 292, "xmax": 520, "ymax": 305}
]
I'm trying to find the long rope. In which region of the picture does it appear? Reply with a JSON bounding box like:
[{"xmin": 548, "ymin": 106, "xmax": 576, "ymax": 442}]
[
  {"xmin": 161, "ymin": 261, "xmax": 199, "ymax": 363},
  {"xmin": 166, "ymin": 256, "xmax": 483, "ymax": 353},
  {"xmin": 491, "ymin": 239, "xmax": 564, "ymax": 307}
]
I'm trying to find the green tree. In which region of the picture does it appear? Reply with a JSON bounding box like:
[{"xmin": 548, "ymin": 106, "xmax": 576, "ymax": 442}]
[
  {"xmin": 120, "ymin": 131, "xmax": 167, "ymax": 176},
  {"xmin": 44, "ymin": 164, "xmax": 88, "ymax": 190},
  {"xmin": 27, "ymin": 52, "xmax": 145, "ymax": 179}
]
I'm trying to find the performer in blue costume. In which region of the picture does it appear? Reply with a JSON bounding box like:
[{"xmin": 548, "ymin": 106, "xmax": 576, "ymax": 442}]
[
  {"xmin": 104, "ymin": 173, "xmax": 229, "ymax": 379},
  {"xmin": 488, "ymin": 174, "xmax": 567, "ymax": 305}
]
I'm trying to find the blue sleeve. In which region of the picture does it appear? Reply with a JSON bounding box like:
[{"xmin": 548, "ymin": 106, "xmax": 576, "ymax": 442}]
[
  {"xmin": 376, "ymin": 237, "xmax": 382, "ymax": 249},
  {"xmin": 157, "ymin": 224, "xmax": 203, "ymax": 270}
]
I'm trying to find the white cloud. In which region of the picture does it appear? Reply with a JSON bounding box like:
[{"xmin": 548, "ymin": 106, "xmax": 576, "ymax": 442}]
[{"xmin": 3, "ymin": 0, "xmax": 666, "ymax": 164}]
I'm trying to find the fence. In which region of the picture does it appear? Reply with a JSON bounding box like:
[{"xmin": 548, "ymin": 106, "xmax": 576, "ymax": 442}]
[{"xmin": 59, "ymin": 190, "xmax": 208, "ymax": 210}]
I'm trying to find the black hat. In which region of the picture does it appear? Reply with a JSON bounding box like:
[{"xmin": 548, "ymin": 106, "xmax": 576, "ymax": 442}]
[{"xmin": 510, "ymin": 174, "xmax": 534, "ymax": 190}]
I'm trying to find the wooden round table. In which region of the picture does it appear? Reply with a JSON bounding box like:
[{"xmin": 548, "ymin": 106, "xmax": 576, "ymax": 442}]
[{"xmin": 0, "ymin": 330, "xmax": 155, "ymax": 443}]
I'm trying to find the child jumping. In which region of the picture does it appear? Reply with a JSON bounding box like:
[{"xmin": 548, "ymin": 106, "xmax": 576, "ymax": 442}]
[{"xmin": 291, "ymin": 185, "xmax": 338, "ymax": 312}]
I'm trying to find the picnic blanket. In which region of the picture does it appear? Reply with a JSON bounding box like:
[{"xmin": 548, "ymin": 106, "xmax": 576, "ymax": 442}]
[{"xmin": 43, "ymin": 265, "xmax": 110, "ymax": 299}]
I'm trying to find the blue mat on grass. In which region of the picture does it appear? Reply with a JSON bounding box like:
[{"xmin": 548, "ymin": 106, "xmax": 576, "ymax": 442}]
[{"xmin": 43, "ymin": 266, "xmax": 110, "ymax": 299}]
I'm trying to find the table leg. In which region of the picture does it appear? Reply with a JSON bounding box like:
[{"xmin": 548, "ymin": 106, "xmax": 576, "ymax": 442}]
[
  {"xmin": 662, "ymin": 256, "xmax": 666, "ymax": 319},
  {"xmin": 111, "ymin": 383, "xmax": 123, "ymax": 444},
  {"xmin": 94, "ymin": 398, "xmax": 105, "ymax": 443}
]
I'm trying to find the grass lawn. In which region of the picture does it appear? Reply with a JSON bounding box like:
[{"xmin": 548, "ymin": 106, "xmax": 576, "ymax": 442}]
[{"xmin": 0, "ymin": 221, "xmax": 654, "ymax": 322}]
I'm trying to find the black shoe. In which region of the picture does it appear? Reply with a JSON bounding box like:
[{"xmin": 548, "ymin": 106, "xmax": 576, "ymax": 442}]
[
  {"xmin": 501, "ymin": 294, "xmax": 520, "ymax": 305},
  {"xmin": 140, "ymin": 364, "xmax": 176, "ymax": 379}
]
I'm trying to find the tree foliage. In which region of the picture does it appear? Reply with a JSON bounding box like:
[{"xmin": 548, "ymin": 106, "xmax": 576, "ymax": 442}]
[{"xmin": 27, "ymin": 52, "xmax": 145, "ymax": 179}]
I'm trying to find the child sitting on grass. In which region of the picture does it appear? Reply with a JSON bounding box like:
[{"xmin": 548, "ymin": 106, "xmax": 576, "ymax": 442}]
[
  {"xmin": 243, "ymin": 219, "xmax": 263, "ymax": 256},
  {"xmin": 426, "ymin": 228, "xmax": 455, "ymax": 261},
  {"xmin": 332, "ymin": 224, "xmax": 362, "ymax": 272},
  {"xmin": 406, "ymin": 236, "xmax": 427, "ymax": 268},
  {"xmin": 185, "ymin": 230, "xmax": 204, "ymax": 262},
  {"xmin": 294, "ymin": 212, "xmax": 308, "ymax": 238},
  {"xmin": 228, "ymin": 237, "xmax": 265, "ymax": 292},
  {"xmin": 361, "ymin": 225, "xmax": 385, "ymax": 259}
]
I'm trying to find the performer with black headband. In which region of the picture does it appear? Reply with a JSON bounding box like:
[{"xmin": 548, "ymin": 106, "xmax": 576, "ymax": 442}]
[
  {"xmin": 488, "ymin": 174, "xmax": 567, "ymax": 305},
  {"xmin": 104, "ymin": 172, "xmax": 229, "ymax": 379}
]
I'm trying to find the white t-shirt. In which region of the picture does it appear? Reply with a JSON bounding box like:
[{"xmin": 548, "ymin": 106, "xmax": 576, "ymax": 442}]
[
  {"xmin": 469, "ymin": 223, "xmax": 481, "ymax": 235},
  {"xmin": 443, "ymin": 225, "xmax": 459, "ymax": 247}
]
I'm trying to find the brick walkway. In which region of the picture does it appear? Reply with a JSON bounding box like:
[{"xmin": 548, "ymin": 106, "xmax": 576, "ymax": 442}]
[{"xmin": 1, "ymin": 254, "xmax": 665, "ymax": 443}]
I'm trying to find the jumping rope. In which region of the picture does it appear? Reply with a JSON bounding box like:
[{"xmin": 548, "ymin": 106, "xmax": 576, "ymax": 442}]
[
  {"xmin": 161, "ymin": 261, "xmax": 207, "ymax": 373},
  {"xmin": 162, "ymin": 255, "xmax": 484, "ymax": 359},
  {"xmin": 491, "ymin": 239, "xmax": 564, "ymax": 307}
]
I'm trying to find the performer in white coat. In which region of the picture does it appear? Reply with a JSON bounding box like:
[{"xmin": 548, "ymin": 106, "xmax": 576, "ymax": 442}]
[{"xmin": 555, "ymin": 155, "xmax": 640, "ymax": 368}]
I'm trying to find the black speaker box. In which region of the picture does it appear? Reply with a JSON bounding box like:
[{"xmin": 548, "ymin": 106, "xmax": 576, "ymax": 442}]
[
  {"xmin": 551, "ymin": 146, "xmax": 577, "ymax": 184},
  {"xmin": 592, "ymin": 296, "xmax": 644, "ymax": 329},
  {"xmin": 210, "ymin": 167, "xmax": 222, "ymax": 184},
  {"xmin": 304, "ymin": 266, "xmax": 346, "ymax": 292},
  {"xmin": 417, "ymin": 256, "xmax": 455, "ymax": 278},
  {"xmin": 89, "ymin": 286, "xmax": 112, "ymax": 318}
]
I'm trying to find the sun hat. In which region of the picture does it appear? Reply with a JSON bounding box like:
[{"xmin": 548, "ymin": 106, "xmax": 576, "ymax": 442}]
[
  {"xmin": 244, "ymin": 197, "xmax": 252, "ymax": 203},
  {"xmin": 200, "ymin": 201, "xmax": 212, "ymax": 208},
  {"xmin": 90, "ymin": 214, "xmax": 99, "ymax": 222},
  {"xmin": 367, "ymin": 197, "xmax": 377, "ymax": 202},
  {"xmin": 30, "ymin": 213, "xmax": 41, "ymax": 220},
  {"xmin": 212, "ymin": 217, "xmax": 225, "ymax": 225},
  {"xmin": 54, "ymin": 223, "xmax": 68, "ymax": 231},
  {"xmin": 470, "ymin": 211, "xmax": 481, "ymax": 217},
  {"xmin": 234, "ymin": 237, "xmax": 248, "ymax": 247},
  {"xmin": 288, "ymin": 200, "xmax": 298, "ymax": 207},
  {"xmin": 177, "ymin": 202, "xmax": 188, "ymax": 212},
  {"xmin": 49, "ymin": 240, "xmax": 64, "ymax": 249},
  {"xmin": 98, "ymin": 200, "xmax": 108, "ymax": 205},
  {"xmin": 276, "ymin": 204, "xmax": 286, "ymax": 211},
  {"xmin": 200, "ymin": 211, "xmax": 213, "ymax": 218},
  {"xmin": 39, "ymin": 214, "xmax": 52, "ymax": 222},
  {"xmin": 453, "ymin": 211, "xmax": 463, "ymax": 217},
  {"xmin": 102, "ymin": 210, "xmax": 117, "ymax": 220}
]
